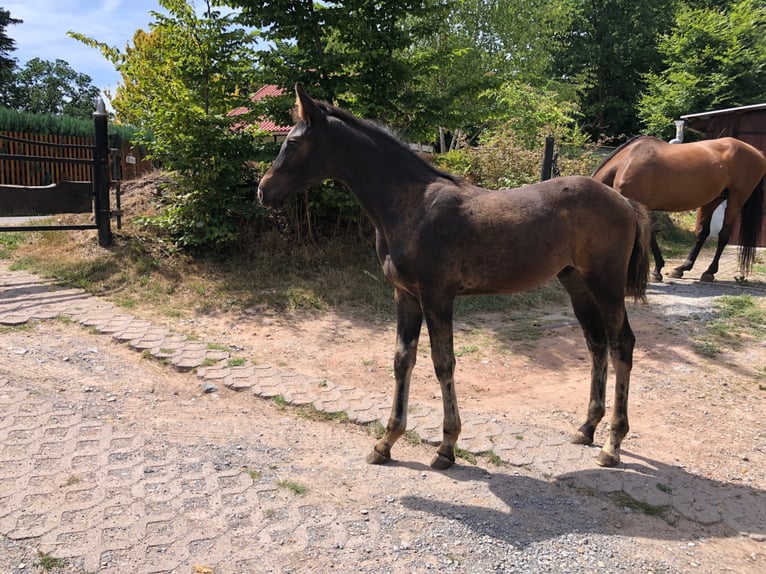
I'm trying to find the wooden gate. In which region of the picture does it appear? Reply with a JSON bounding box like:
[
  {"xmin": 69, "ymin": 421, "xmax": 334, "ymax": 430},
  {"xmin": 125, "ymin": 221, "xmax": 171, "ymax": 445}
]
[{"xmin": 0, "ymin": 99, "xmax": 117, "ymax": 247}]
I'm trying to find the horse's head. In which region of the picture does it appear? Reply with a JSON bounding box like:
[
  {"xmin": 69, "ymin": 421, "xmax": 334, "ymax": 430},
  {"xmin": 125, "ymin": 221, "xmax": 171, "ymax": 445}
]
[{"xmin": 257, "ymin": 84, "xmax": 329, "ymax": 209}]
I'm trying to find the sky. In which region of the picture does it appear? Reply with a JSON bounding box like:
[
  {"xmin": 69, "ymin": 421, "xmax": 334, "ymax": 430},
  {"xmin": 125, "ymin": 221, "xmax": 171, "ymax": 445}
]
[{"xmin": 4, "ymin": 0, "xmax": 166, "ymax": 95}]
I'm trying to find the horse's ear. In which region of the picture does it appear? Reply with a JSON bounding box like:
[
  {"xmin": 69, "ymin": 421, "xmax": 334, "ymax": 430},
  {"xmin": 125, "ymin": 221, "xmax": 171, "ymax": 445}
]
[{"xmin": 294, "ymin": 83, "xmax": 325, "ymax": 126}]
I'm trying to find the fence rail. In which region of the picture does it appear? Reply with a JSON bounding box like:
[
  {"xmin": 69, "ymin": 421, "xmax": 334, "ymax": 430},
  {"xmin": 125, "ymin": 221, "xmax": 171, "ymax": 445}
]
[{"xmin": 0, "ymin": 130, "xmax": 153, "ymax": 186}]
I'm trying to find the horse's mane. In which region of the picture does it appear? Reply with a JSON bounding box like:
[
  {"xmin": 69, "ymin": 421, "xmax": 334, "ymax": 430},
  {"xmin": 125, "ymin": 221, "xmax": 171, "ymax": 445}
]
[
  {"xmin": 590, "ymin": 135, "xmax": 653, "ymax": 177},
  {"xmin": 312, "ymin": 99, "xmax": 461, "ymax": 184}
]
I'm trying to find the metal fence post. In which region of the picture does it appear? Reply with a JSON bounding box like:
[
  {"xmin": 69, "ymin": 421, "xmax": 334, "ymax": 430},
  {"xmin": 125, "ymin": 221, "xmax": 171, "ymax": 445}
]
[
  {"xmin": 93, "ymin": 98, "xmax": 112, "ymax": 246},
  {"xmin": 540, "ymin": 136, "xmax": 555, "ymax": 181}
]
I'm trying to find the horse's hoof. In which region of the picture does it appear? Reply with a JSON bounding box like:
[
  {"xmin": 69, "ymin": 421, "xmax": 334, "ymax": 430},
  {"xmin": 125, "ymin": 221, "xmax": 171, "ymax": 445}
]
[
  {"xmin": 571, "ymin": 424, "xmax": 595, "ymax": 445},
  {"xmin": 430, "ymin": 452, "xmax": 455, "ymax": 470},
  {"xmin": 650, "ymin": 271, "xmax": 663, "ymax": 283},
  {"xmin": 700, "ymin": 272, "xmax": 715, "ymax": 283},
  {"xmin": 596, "ymin": 450, "xmax": 620, "ymax": 467},
  {"xmin": 366, "ymin": 448, "xmax": 390, "ymax": 465},
  {"xmin": 668, "ymin": 269, "xmax": 683, "ymax": 279}
]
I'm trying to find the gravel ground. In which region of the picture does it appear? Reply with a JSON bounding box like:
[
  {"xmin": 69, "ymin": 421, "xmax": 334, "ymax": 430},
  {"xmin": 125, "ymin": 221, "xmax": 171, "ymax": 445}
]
[{"xmin": 0, "ymin": 321, "xmax": 704, "ymax": 574}]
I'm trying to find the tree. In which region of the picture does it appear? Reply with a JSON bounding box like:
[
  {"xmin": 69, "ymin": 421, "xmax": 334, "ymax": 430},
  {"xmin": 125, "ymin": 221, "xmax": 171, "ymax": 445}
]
[
  {"xmin": 639, "ymin": 0, "xmax": 766, "ymax": 138},
  {"xmin": 0, "ymin": 7, "xmax": 22, "ymax": 105},
  {"xmin": 70, "ymin": 0, "xmax": 264, "ymax": 249},
  {"xmin": 552, "ymin": 0, "xmax": 676, "ymax": 142},
  {"xmin": 225, "ymin": 0, "xmax": 455, "ymax": 139},
  {"xmin": 8, "ymin": 58, "xmax": 101, "ymax": 118}
]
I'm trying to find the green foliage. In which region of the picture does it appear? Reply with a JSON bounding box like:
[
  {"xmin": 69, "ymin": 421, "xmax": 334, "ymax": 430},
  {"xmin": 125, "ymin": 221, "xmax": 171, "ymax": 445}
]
[
  {"xmin": 552, "ymin": 0, "xmax": 676, "ymax": 141},
  {"xmin": 0, "ymin": 106, "xmax": 136, "ymax": 139},
  {"xmin": 227, "ymin": 0, "xmax": 453, "ymax": 138},
  {"xmin": 0, "ymin": 8, "xmax": 22, "ymax": 105},
  {"xmin": 639, "ymin": 0, "xmax": 766, "ymax": 138},
  {"xmin": 70, "ymin": 0, "xmax": 265, "ymax": 250},
  {"xmin": 6, "ymin": 58, "xmax": 101, "ymax": 119}
]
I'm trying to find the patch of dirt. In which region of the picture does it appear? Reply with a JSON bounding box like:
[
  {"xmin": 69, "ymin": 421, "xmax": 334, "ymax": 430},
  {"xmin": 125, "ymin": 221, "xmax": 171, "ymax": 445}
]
[{"xmin": 168, "ymin": 263, "xmax": 766, "ymax": 481}]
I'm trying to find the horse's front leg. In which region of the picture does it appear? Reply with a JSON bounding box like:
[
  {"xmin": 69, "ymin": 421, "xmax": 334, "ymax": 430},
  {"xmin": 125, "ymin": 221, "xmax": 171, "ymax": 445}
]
[
  {"xmin": 367, "ymin": 288, "xmax": 423, "ymax": 465},
  {"xmin": 421, "ymin": 294, "xmax": 461, "ymax": 470}
]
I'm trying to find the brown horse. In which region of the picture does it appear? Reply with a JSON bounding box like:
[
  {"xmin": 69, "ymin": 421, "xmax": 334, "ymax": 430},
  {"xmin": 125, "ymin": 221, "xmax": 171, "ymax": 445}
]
[
  {"xmin": 258, "ymin": 85, "xmax": 651, "ymax": 469},
  {"xmin": 592, "ymin": 135, "xmax": 766, "ymax": 282}
]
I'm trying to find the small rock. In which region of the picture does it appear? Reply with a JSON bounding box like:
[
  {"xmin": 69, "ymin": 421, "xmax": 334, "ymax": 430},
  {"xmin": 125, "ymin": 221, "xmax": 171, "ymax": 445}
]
[{"xmin": 202, "ymin": 382, "xmax": 218, "ymax": 394}]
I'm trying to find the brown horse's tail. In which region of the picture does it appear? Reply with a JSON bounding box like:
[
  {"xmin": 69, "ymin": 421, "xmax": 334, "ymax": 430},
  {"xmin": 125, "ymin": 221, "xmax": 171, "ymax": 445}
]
[
  {"xmin": 626, "ymin": 199, "xmax": 651, "ymax": 302},
  {"xmin": 737, "ymin": 176, "xmax": 764, "ymax": 276}
]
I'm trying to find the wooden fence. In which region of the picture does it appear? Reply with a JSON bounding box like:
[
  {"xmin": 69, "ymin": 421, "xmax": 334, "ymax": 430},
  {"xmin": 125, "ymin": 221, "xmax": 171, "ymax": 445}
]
[{"xmin": 0, "ymin": 131, "xmax": 153, "ymax": 186}]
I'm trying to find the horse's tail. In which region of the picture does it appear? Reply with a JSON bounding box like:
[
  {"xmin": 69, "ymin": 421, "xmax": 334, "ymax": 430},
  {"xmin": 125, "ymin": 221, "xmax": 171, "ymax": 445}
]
[
  {"xmin": 737, "ymin": 176, "xmax": 764, "ymax": 275},
  {"xmin": 626, "ymin": 198, "xmax": 651, "ymax": 302},
  {"xmin": 590, "ymin": 135, "xmax": 648, "ymax": 180}
]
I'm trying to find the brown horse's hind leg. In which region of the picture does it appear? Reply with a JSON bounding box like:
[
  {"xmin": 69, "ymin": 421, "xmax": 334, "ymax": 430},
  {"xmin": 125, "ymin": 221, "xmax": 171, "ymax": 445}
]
[
  {"xmin": 557, "ymin": 269, "xmax": 608, "ymax": 447},
  {"xmin": 649, "ymin": 229, "xmax": 665, "ymax": 282},
  {"xmin": 368, "ymin": 289, "xmax": 423, "ymax": 465},
  {"xmin": 421, "ymin": 293, "xmax": 461, "ymax": 470},
  {"xmin": 669, "ymin": 199, "xmax": 723, "ymax": 280},
  {"xmin": 598, "ymin": 311, "xmax": 634, "ymax": 467}
]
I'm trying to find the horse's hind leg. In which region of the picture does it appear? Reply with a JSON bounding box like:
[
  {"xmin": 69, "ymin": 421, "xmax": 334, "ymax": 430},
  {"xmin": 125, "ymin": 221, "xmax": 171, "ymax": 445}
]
[
  {"xmin": 367, "ymin": 288, "xmax": 423, "ymax": 465},
  {"xmin": 669, "ymin": 199, "xmax": 724, "ymax": 280},
  {"xmin": 649, "ymin": 230, "xmax": 665, "ymax": 282},
  {"xmin": 598, "ymin": 307, "xmax": 635, "ymax": 467},
  {"xmin": 557, "ymin": 269, "xmax": 608, "ymax": 447},
  {"xmin": 559, "ymin": 267, "xmax": 635, "ymax": 467}
]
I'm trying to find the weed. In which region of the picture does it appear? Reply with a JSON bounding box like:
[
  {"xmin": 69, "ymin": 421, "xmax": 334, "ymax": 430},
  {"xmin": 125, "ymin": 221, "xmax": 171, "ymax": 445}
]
[
  {"xmin": 656, "ymin": 482, "xmax": 672, "ymax": 494},
  {"xmin": 404, "ymin": 430, "xmax": 422, "ymax": 445},
  {"xmin": 272, "ymin": 395, "xmax": 287, "ymax": 409},
  {"xmin": 455, "ymin": 447, "xmax": 477, "ymax": 465},
  {"xmin": 35, "ymin": 551, "xmax": 67, "ymax": 571},
  {"xmin": 455, "ymin": 344, "xmax": 479, "ymax": 357},
  {"xmin": 55, "ymin": 314, "xmax": 73, "ymax": 325},
  {"xmin": 612, "ymin": 491, "xmax": 669, "ymax": 517},
  {"xmin": 277, "ymin": 479, "xmax": 308, "ymax": 495},
  {"xmin": 227, "ymin": 357, "xmax": 247, "ymax": 367},
  {"xmin": 207, "ymin": 342, "xmax": 231, "ymax": 352},
  {"xmin": 318, "ymin": 380, "xmax": 328, "ymax": 388},
  {"xmin": 64, "ymin": 475, "xmax": 81, "ymax": 486},
  {"xmin": 366, "ymin": 421, "xmax": 386, "ymax": 440},
  {"xmin": 482, "ymin": 450, "xmax": 503, "ymax": 466},
  {"xmin": 298, "ymin": 405, "xmax": 349, "ymax": 423},
  {"xmin": 245, "ymin": 468, "xmax": 261, "ymax": 481},
  {"xmin": 200, "ymin": 358, "xmax": 220, "ymax": 367}
]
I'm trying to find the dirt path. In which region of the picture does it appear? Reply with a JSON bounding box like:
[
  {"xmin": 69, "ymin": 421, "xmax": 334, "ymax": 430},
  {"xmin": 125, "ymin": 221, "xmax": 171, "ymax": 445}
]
[{"xmin": 1, "ymin": 250, "xmax": 765, "ymax": 573}]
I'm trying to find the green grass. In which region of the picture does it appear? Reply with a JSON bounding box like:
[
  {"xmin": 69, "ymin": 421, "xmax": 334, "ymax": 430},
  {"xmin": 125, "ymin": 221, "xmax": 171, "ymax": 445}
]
[
  {"xmin": 693, "ymin": 294, "xmax": 766, "ymax": 357},
  {"xmin": 35, "ymin": 551, "xmax": 67, "ymax": 571},
  {"xmin": 612, "ymin": 491, "xmax": 670, "ymax": 517},
  {"xmin": 0, "ymin": 232, "xmax": 25, "ymax": 258},
  {"xmin": 277, "ymin": 479, "xmax": 308, "ymax": 495}
]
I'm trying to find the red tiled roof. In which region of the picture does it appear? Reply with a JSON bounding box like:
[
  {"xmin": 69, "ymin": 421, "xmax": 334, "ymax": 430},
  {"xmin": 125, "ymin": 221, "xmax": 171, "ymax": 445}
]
[
  {"xmin": 252, "ymin": 84, "xmax": 285, "ymax": 100},
  {"xmin": 227, "ymin": 85, "xmax": 291, "ymax": 134}
]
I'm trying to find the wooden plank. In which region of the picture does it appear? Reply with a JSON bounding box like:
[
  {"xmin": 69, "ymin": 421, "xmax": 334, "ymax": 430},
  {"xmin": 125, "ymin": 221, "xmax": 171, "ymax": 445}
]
[{"xmin": 0, "ymin": 181, "xmax": 93, "ymax": 216}]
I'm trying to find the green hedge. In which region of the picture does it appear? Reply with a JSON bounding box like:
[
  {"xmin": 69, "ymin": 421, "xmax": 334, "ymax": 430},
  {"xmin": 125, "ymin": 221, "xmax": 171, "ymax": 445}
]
[{"xmin": 0, "ymin": 106, "xmax": 136, "ymax": 140}]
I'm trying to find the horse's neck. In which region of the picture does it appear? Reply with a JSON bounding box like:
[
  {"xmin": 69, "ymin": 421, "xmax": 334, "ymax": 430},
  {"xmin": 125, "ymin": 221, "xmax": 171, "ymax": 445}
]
[{"xmin": 334, "ymin": 131, "xmax": 433, "ymax": 229}]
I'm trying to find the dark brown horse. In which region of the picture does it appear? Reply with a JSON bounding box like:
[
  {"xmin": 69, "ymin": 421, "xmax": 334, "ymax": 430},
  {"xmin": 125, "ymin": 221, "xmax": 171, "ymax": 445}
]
[
  {"xmin": 258, "ymin": 85, "xmax": 651, "ymax": 469},
  {"xmin": 592, "ymin": 135, "xmax": 766, "ymax": 282}
]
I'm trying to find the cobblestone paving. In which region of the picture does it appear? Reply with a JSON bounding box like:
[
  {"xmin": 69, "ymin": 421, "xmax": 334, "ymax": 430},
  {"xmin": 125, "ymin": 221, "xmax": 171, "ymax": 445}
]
[{"xmin": 1, "ymin": 261, "xmax": 765, "ymax": 572}]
